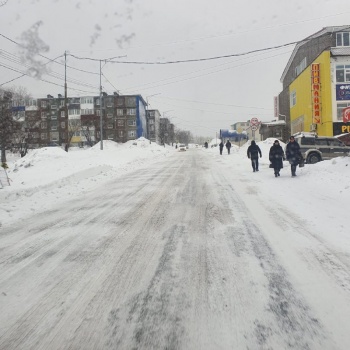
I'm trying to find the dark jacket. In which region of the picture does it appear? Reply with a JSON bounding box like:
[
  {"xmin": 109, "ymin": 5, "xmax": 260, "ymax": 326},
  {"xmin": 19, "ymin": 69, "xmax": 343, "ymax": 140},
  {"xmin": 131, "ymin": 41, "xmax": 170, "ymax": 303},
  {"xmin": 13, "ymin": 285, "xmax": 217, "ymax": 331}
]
[
  {"xmin": 269, "ymin": 144, "xmax": 284, "ymax": 169},
  {"xmin": 247, "ymin": 141, "xmax": 262, "ymax": 159},
  {"xmin": 219, "ymin": 142, "xmax": 224, "ymax": 149},
  {"xmin": 225, "ymin": 141, "xmax": 231, "ymax": 149},
  {"xmin": 286, "ymin": 140, "xmax": 301, "ymax": 165}
]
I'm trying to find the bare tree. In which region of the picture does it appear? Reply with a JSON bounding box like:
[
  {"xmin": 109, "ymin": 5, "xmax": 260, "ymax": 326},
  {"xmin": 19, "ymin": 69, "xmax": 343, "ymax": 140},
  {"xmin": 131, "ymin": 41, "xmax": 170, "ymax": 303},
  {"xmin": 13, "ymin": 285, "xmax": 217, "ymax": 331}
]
[{"xmin": 0, "ymin": 89, "xmax": 21, "ymax": 164}]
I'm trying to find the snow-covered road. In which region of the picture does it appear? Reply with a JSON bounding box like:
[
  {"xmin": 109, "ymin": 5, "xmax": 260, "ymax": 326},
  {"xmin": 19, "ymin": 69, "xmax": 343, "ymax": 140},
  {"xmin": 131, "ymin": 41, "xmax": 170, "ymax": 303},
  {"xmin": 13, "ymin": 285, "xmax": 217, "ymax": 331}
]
[{"xmin": 1, "ymin": 148, "xmax": 350, "ymax": 349}]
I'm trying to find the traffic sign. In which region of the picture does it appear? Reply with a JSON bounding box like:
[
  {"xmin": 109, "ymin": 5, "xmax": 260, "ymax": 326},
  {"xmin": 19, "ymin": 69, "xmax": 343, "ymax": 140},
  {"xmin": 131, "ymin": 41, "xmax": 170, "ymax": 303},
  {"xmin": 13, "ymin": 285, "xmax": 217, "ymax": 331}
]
[
  {"xmin": 250, "ymin": 117, "xmax": 259, "ymax": 126},
  {"xmin": 251, "ymin": 125, "xmax": 258, "ymax": 131}
]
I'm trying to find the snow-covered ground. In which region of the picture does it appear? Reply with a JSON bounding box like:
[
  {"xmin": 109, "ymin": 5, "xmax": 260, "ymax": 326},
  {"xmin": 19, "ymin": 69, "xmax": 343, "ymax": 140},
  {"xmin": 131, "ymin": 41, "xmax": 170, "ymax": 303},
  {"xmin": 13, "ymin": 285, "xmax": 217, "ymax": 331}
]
[
  {"xmin": 1, "ymin": 137, "xmax": 350, "ymax": 246},
  {"xmin": 1, "ymin": 137, "xmax": 350, "ymax": 349},
  {"xmin": 2, "ymin": 136, "xmax": 350, "ymax": 253}
]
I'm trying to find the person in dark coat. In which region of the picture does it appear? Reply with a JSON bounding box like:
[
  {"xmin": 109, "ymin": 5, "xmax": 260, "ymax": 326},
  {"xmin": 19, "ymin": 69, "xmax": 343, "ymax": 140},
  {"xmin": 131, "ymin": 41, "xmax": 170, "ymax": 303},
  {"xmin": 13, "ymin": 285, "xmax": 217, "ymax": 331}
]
[
  {"xmin": 247, "ymin": 140, "xmax": 262, "ymax": 172},
  {"xmin": 219, "ymin": 141, "xmax": 224, "ymax": 155},
  {"xmin": 269, "ymin": 139, "xmax": 285, "ymax": 177},
  {"xmin": 225, "ymin": 140, "xmax": 232, "ymax": 154},
  {"xmin": 285, "ymin": 135, "xmax": 302, "ymax": 177}
]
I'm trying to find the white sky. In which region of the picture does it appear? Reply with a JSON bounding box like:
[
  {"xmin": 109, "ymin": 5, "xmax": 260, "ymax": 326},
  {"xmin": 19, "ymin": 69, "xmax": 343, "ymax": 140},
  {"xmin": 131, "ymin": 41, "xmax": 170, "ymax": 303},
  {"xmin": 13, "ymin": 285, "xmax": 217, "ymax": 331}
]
[{"xmin": 1, "ymin": 0, "xmax": 350, "ymax": 137}]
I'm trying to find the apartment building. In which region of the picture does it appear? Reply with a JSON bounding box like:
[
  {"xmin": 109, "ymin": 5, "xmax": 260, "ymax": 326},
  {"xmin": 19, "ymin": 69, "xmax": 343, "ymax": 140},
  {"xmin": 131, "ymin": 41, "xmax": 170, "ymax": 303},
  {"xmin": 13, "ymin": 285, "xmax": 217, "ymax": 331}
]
[
  {"xmin": 15, "ymin": 93, "xmax": 148, "ymax": 148},
  {"xmin": 147, "ymin": 109, "xmax": 161, "ymax": 143}
]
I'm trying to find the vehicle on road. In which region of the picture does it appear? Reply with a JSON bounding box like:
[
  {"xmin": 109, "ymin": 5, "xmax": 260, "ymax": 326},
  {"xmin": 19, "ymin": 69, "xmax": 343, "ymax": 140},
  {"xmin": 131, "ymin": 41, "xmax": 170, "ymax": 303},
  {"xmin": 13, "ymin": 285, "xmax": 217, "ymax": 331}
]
[
  {"xmin": 291, "ymin": 132, "xmax": 350, "ymax": 164},
  {"xmin": 178, "ymin": 144, "xmax": 186, "ymax": 151}
]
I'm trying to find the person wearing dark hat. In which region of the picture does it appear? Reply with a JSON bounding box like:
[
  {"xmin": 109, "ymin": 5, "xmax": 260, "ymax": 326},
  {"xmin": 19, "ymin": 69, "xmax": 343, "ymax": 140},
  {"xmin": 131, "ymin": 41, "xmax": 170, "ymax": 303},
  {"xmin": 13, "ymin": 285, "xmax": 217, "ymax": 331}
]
[
  {"xmin": 247, "ymin": 140, "xmax": 262, "ymax": 172},
  {"xmin": 286, "ymin": 135, "xmax": 302, "ymax": 177},
  {"xmin": 269, "ymin": 139, "xmax": 284, "ymax": 177}
]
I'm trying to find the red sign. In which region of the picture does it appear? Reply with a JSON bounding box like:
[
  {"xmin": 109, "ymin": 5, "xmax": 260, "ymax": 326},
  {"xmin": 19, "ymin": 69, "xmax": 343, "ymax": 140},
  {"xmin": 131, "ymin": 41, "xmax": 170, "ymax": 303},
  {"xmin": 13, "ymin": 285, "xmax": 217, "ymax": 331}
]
[
  {"xmin": 311, "ymin": 63, "xmax": 321, "ymax": 124},
  {"xmin": 342, "ymin": 106, "xmax": 350, "ymax": 123},
  {"xmin": 250, "ymin": 117, "xmax": 259, "ymax": 126}
]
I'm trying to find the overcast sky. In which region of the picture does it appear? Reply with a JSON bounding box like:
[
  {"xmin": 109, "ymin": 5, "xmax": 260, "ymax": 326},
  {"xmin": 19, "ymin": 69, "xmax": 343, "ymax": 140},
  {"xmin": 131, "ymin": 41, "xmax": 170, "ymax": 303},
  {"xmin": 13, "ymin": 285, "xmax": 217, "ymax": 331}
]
[{"xmin": 1, "ymin": 0, "xmax": 350, "ymax": 137}]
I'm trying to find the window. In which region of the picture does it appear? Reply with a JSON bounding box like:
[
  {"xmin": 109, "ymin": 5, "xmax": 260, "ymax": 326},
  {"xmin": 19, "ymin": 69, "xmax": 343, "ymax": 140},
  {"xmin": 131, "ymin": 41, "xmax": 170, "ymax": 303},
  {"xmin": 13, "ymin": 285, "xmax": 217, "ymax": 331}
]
[
  {"xmin": 336, "ymin": 32, "xmax": 350, "ymax": 47},
  {"xmin": 81, "ymin": 109, "xmax": 94, "ymax": 115},
  {"xmin": 290, "ymin": 90, "xmax": 296, "ymax": 107},
  {"xmin": 107, "ymin": 123, "xmax": 113, "ymax": 129},
  {"xmin": 51, "ymin": 114, "xmax": 57, "ymax": 120},
  {"xmin": 295, "ymin": 57, "xmax": 307, "ymax": 77},
  {"xmin": 41, "ymin": 133, "xmax": 47, "ymax": 139},
  {"xmin": 107, "ymin": 113, "xmax": 113, "ymax": 118},
  {"xmin": 336, "ymin": 65, "xmax": 350, "ymax": 83},
  {"xmin": 61, "ymin": 110, "xmax": 65, "ymax": 117},
  {"xmin": 96, "ymin": 98, "xmax": 100, "ymax": 105},
  {"xmin": 106, "ymin": 98, "xmax": 113, "ymax": 107},
  {"xmin": 41, "ymin": 122, "xmax": 47, "ymax": 129},
  {"xmin": 80, "ymin": 97, "xmax": 93, "ymax": 104},
  {"xmin": 128, "ymin": 119, "xmax": 136, "ymax": 126},
  {"xmin": 31, "ymin": 132, "xmax": 39, "ymax": 139},
  {"xmin": 96, "ymin": 109, "xmax": 101, "ymax": 116},
  {"xmin": 117, "ymin": 109, "xmax": 124, "ymax": 116},
  {"xmin": 117, "ymin": 120, "xmax": 124, "ymax": 126},
  {"xmin": 117, "ymin": 97, "xmax": 124, "ymax": 106},
  {"xmin": 126, "ymin": 97, "xmax": 136, "ymax": 106},
  {"xmin": 127, "ymin": 108, "xmax": 136, "ymax": 115},
  {"xmin": 41, "ymin": 101, "xmax": 47, "ymax": 108},
  {"xmin": 337, "ymin": 102, "xmax": 350, "ymax": 120},
  {"xmin": 51, "ymin": 105, "xmax": 57, "ymax": 109},
  {"xmin": 119, "ymin": 130, "xmax": 124, "ymax": 137},
  {"xmin": 68, "ymin": 109, "xmax": 80, "ymax": 115},
  {"xmin": 51, "ymin": 132, "xmax": 59, "ymax": 141},
  {"xmin": 108, "ymin": 134, "xmax": 114, "ymax": 140},
  {"xmin": 26, "ymin": 99, "xmax": 37, "ymax": 107},
  {"xmin": 61, "ymin": 122, "xmax": 66, "ymax": 128},
  {"xmin": 149, "ymin": 119, "xmax": 154, "ymax": 124},
  {"xmin": 128, "ymin": 130, "xmax": 135, "ymax": 138},
  {"xmin": 150, "ymin": 125, "xmax": 154, "ymax": 131},
  {"xmin": 315, "ymin": 139, "xmax": 328, "ymax": 146},
  {"xmin": 60, "ymin": 100, "xmax": 65, "ymax": 107}
]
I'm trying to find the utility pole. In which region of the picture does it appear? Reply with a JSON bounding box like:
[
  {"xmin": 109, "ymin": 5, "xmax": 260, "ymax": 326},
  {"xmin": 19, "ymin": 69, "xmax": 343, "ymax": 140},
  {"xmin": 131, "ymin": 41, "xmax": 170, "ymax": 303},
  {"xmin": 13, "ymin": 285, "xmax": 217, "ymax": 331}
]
[
  {"xmin": 64, "ymin": 51, "xmax": 68, "ymax": 151},
  {"xmin": 99, "ymin": 60, "xmax": 103, "ymax": 150}
]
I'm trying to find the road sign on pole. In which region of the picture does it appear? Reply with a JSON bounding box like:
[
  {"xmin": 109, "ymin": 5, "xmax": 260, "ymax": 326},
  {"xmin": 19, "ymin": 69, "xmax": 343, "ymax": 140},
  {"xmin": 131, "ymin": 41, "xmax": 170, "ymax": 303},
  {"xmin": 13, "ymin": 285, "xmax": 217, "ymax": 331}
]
[{"xmin": 250, "ymin": 117, "xmax": 259, "ymax": 126}]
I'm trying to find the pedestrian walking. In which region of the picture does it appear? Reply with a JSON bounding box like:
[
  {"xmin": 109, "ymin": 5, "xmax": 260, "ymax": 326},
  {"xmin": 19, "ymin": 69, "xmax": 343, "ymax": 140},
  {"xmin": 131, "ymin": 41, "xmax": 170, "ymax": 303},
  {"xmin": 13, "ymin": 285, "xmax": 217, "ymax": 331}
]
[
  {"xmin": 219, "ymin": 141, "xmax": 224, "ymax": 155},
  {"xmin": 286, "ymin": 135, "xmax": 302, "ymax": 177},
  {"xmin": 225, "ymin": 140, "xmax": 232, "ymax": 154},
  {"xmin": 269, "ymin": 139, "xmax": 285, "ymax": 177},
  {"xmin": 247, "ymin": 140, "xmax": 262, "ymax": 172}
]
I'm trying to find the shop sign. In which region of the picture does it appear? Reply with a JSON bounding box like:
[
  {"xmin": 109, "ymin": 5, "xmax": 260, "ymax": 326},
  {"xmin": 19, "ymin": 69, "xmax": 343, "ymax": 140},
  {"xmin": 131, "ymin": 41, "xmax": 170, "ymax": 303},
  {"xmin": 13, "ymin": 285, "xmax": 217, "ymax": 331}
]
[
  {"xmin": 311, "ymin": 63, "xmax": 321, "ymax": 124},
  {"xmin": 336, "ymin": 84, "xmax": 350, "ymax": 100},
  {"xmin": 343, "ymin": 106, "xmax": 350, "ymax": 123}
]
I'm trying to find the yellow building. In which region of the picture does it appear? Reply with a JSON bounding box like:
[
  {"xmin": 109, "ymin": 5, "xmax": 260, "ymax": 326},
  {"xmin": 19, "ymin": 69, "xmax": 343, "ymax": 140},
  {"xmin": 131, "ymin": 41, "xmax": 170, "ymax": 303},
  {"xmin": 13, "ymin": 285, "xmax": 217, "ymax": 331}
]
[{"xmin": 279, "ymin": 26, "xmax": 350, "ymax": 137}]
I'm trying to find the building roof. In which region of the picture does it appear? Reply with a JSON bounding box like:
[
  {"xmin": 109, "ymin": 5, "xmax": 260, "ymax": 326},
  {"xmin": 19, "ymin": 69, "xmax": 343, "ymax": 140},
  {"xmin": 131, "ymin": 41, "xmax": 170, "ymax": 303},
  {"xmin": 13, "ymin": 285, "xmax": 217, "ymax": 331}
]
[{"xmin": 280, "ymin": 25, "xmax": 350, "ymax": 83}]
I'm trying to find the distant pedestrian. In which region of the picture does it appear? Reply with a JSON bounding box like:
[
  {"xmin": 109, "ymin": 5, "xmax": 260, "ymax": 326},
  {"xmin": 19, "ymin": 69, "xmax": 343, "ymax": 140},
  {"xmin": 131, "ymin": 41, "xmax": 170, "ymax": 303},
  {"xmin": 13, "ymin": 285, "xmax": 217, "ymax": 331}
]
[
  {"xmin": 247, "ymin": 140, "xmax": 262, "ymax": 172},
  {"xmin": 225, "ymin": 140, "xmax": 232, "ymax": 154},
  {"xmin": 204, "ymin": 141, "xmax": 208, "ymax": 149},
  {"xmin": 269, "ymin": 139, "xmax": 285, "ymax": 177},
  {"xmin": 219, "ymin": 141, "xmax": 224, "ymax": 155},
  {"xmin": 286, "ymin": 135, "xmax": 302, "ymax": 177}
]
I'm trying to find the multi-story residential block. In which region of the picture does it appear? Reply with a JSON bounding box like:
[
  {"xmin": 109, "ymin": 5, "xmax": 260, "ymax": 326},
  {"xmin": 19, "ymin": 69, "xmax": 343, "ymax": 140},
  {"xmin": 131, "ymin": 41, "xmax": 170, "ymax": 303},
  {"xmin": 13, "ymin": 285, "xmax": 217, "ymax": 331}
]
[
  {"xmin": 147, "ymin": 109, "xmax": 161, "ymax": 143},
  {"xmin": 279, "ymin": 26, "xmax": 350, "ymax": 137},
  {"xmin": 18, "ymin": 93, "xmax": 148, "ymax": 149}
]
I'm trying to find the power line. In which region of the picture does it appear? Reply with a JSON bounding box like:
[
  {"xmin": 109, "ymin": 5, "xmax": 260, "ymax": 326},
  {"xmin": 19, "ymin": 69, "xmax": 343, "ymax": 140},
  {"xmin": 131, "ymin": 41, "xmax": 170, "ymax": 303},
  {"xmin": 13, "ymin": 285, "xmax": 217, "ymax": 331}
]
[{"xmin": 68, "ymin": 41, "xmax": 298, "ymax": 65}]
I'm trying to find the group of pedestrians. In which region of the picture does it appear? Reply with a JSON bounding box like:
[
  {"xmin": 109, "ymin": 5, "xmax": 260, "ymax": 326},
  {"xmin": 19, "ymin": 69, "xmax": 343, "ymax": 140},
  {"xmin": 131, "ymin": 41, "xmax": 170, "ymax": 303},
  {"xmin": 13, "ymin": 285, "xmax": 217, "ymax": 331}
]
[
  {"xmin": 245, "ymin": 136, "xmax": 302, "ymax": 177},
  {"xmin": 219, "ymin": 140, "xmax": 232, "ymax": 155}
]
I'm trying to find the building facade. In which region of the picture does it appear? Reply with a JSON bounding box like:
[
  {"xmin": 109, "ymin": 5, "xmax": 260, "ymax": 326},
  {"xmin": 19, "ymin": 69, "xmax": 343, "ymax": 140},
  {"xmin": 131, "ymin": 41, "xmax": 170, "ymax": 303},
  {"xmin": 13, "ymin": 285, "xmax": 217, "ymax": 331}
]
[
  {"xmin": 147, "ymin": 109, "xmax": 161, "ymax": 143},
  {"xmin": 279, "ymin": 26, "xmax": 350, "ymax": 137},
  {"xmin": 13, "ymin": 93, "xmax": 148, "ymax": 149}
]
